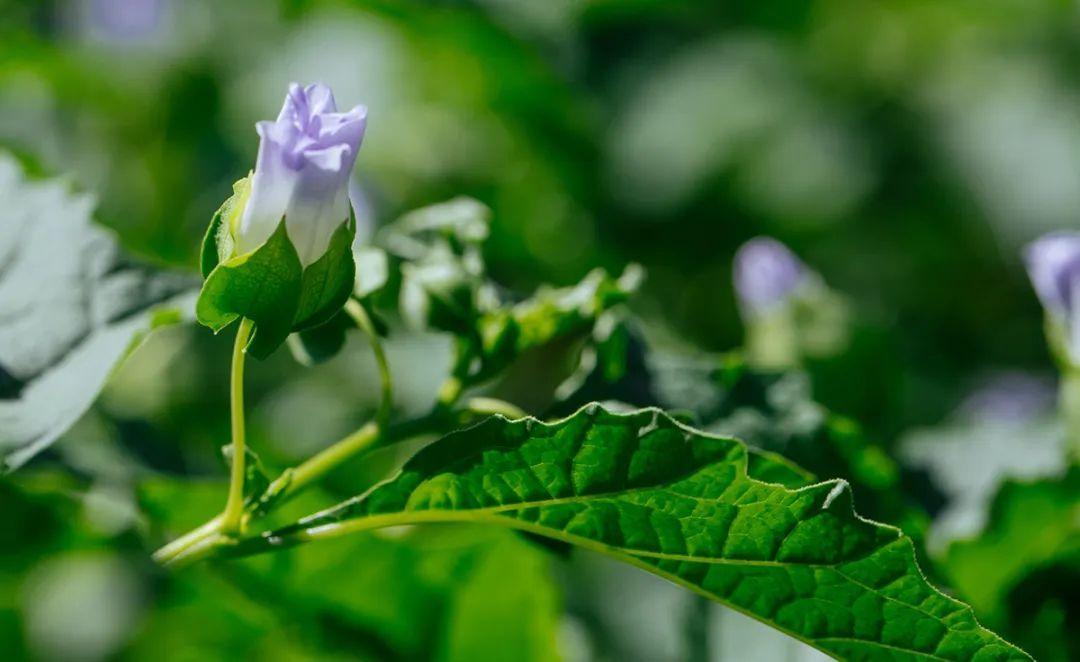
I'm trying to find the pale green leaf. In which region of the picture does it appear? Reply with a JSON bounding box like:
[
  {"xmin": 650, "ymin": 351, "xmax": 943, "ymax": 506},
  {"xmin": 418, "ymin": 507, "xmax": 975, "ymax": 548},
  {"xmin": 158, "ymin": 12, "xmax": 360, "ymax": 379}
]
[{"xmin": 0, "ymin": 154, "xmax": 196, "ymax": 470}]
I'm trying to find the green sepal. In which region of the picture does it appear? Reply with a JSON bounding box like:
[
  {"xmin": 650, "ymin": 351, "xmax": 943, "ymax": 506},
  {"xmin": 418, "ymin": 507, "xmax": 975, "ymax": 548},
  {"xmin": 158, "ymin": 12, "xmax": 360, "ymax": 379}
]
[
  {"xmin": 196, "ymin": 219, "xmax": 303, "ymax": 359},
  {"xmin": 200, "ymin": 210, "xmax": 224, "ymax": 279},
  {"xmin": 293, "ymin": 215, "xmax": 357, "ymax": 331},
  {"xmin": 286, "ymin": 238, "xmax": 386, "ymax": 367},
  {"xmin": 200, "ymin": 175, "xmax": 249, "ymax": 278}
]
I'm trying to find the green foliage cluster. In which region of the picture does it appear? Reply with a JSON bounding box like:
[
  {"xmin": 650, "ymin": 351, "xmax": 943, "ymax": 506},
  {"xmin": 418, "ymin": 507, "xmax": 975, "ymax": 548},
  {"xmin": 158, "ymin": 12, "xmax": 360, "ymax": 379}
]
[{"xmin": 3, "ymin": 1, "xmax": 1080, "ymax": 660}]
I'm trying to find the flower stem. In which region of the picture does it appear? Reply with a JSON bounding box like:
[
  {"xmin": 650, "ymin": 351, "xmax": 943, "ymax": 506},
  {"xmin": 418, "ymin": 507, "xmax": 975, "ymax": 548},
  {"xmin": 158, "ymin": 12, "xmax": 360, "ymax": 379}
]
[
  {"xmin": 221, "ymin": 317, "xmax": 254, "ymax": 535},
  {"xmin": 344, "ymin": 299, "xmax": 392, "ymax": 429}
]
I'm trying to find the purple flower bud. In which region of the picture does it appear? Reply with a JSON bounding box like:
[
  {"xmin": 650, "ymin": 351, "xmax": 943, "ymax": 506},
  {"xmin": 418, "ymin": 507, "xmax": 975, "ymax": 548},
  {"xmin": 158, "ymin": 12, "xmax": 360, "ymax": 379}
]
[
  {"xmin": 1024, "ymin": 232, "xmax": 1080, "ymax": 364},
  {"xmin": 236, "ymin": 83, "xmax": 367, "ymax": 266},
  {"xmin": 733, "ymin": 237, "xmax": 808, "ymax": 316}
]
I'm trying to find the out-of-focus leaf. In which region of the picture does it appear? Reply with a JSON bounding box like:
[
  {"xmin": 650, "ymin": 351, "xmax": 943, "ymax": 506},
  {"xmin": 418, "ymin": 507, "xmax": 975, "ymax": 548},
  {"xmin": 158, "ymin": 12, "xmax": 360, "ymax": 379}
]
[
  {"xmin": 138, "ymin": 476, "xmax": 563, "ymax": 661},
  {"xmin": 0, "ymin": 155, "xmax": 196, "ymax": 471},
  {"xmin": 456, "ymin": 265, "xmax": 643, "ymax": 387},
  {"xmin": 437, "ymin": 533, "xmax": 561, "ymax": 662},
  {"xmin": 383, "ymin": 196, "xmax": 491, "ymax": 254},
  {"xmin": 900, "ymin": 413, "xmax": 1066, "ymax": 550},
  {"xmin": 252, "ymin": 405, "xmax": 1027, "ymax": 661},
  {"xmin": 354, "ymin": 245, "xmax": 389, "ymax": 299},
  {"xmin": 942, "ymin": 469, "xmax": 1079, "ymax": 625},
  {"xmin": 287, "ymin": 310, "xmax": 353, "ymax": 367},
  {"xmin": 385, "ymin": 197, "xmax": 496, "ymax": 335}
]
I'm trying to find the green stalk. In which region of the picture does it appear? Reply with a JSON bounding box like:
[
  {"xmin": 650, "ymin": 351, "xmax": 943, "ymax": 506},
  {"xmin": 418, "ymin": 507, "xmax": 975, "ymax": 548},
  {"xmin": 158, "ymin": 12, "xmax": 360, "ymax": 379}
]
[
  {"xmin": 155, "ymin": 307, "xmax": 471, "ymax": 566},
  {"xmin": 221, "ymin": 317, "xmax": 255, "ymax": 535},
  {"xmin": 151, "ymin": 515, "xmax": 223, "ymax": 565},
  {"xmin": 283, "ymin": 422, "xmax": 379, "ymax": 498}
]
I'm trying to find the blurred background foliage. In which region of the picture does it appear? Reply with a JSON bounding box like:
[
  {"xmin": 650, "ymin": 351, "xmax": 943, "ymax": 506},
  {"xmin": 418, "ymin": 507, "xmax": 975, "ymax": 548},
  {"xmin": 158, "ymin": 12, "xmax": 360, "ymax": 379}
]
[{"xmin": 1, "ymin": 0, "xmax": 1078, "ymax": 660}]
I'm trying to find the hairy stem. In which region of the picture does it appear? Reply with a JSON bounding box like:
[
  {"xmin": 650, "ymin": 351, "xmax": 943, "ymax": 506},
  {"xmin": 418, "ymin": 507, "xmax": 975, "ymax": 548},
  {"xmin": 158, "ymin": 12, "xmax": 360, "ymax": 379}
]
[{"xmin": 221, "ymin": 318, "xmax": 254, "ymax": 535}]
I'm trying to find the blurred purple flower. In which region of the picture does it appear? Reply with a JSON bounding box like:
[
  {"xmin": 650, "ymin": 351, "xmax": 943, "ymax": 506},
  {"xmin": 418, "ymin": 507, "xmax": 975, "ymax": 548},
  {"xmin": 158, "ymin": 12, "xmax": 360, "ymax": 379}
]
[
  {"xmin": 956, "ymin": 372, "xmax": 1055, "ymax": 424},
  {"xmin": 733, "ymin": 237, "xmax": 808, "ymax": 316},
  {"xmin": 237, "ymin": 83, "xmax": 367, "ymax": 266},
  {"xmin": 1024, "ymin": 231, "xmax": 1080, "ymax": 362},
  {"xmin": 84, "ymin": 0, "xmax": 168, "ymax": 43}
]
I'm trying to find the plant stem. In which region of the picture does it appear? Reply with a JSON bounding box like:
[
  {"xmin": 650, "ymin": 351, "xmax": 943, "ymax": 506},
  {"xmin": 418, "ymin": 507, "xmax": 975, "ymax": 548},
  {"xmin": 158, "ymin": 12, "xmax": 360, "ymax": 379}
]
[
  {"xmin": 153, "ymin": 410, "xmax": 452, "ymax": 566},
  {"xmin": 344, "ymin": 299, "xmax": 392, "ymax": 429},
  {"xmin": 151, "ymin": 515, "xmax": 223, "ymax": 565},
  {"xmin": 286, "ymin": 422, "xmax": 379, "ymax": 497},
  {"xmin": 155, "ymin": 309, "xmax": 468, "ymax": 566},
  {"xmin": 221, "ymin": 317, "xmax": 254, "ymax": 535}
]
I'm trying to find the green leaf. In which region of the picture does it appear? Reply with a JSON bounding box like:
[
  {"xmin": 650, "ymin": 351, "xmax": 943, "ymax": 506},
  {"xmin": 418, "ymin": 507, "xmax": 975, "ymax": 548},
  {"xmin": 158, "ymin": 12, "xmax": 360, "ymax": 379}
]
[
  {"xmin": 250, "ymin": 405, "xmax": 1027, "ymax": 661},
  {"xmin": 0, "ymin": 154, "xmax": 196, "ymax": 470},
  {"xmin": 648, "ymin": 352, "xmax": 918, "ymax": 534},
  {"xmin": 936, "ymin": 470, "xmax": 1079, "ymax": 662},
  {"xmin": 196, "ymin": 220, "xmax": 303, "ymax": 359}
]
